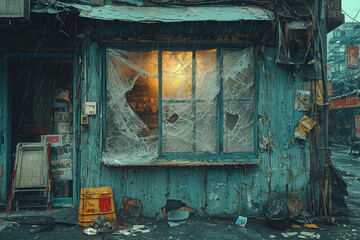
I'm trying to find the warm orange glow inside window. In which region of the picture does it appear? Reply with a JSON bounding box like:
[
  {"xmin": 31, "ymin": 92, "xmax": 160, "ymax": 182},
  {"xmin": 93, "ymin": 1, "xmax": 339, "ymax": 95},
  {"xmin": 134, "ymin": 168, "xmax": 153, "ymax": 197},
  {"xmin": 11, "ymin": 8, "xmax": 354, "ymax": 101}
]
[{"xmin": 162, "ymin": 51, "xmax": 193, "ymax": 100}]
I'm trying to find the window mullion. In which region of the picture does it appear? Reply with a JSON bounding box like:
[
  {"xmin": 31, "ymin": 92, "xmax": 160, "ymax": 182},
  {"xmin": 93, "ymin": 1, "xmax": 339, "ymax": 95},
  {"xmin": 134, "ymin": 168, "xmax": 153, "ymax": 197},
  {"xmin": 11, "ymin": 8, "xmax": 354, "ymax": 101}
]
[
  {"xmin": 158, "ymin": 49, "xmax": 163, "ymax": 156},
  {"xmin": 192, "ymin": 51, "xmax": 196, "ymax": 153},
  {"xmin": 217, "ymin": 49, "xmax": 224, "ymax": 156}
]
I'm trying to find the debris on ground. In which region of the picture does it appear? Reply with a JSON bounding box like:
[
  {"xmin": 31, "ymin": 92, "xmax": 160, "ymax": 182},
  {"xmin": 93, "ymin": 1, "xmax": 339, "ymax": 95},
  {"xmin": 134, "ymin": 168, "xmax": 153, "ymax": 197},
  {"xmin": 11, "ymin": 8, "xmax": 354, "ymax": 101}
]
[
  {"xmin": 298, "ymin": 231, "xmax": 321, "ymax": 239},
  {"xmin": 291, "ymin": 223, "xmax": 301, "ymax": 228},
  {"xmin": 89, "ymin": 215, "xmax": 114, "ymax": 233},
  {"xmin": 269, "ymin": 235, "xmax": 277, "ymax": 238},
  {"xmin": 156, "ymin": 212, "xmax": 167, "ymax": 222},
  {"xmin": 235, "ymin": 216, "xmax": 247, "ymax": 227},
  {"xmin": 115, "ymin": 224, "xmax": 152, "ymax": 234},
  {"xmin": 168, "ymin": 221, "xmax": 186, "ymax": 227},
  {"xmin": 83, "ymin": 227, "xmax": 98, "ymax": 236},
  {"xmin": 281, "ymin": 232, "xmax": 298, "ymax": 237},
  {"xmin": 263, "ymin": 199, "xmax": 292, "ymax": 230},
  {"xmin": 304, "ymin": 223, "xmax": 320, "ymax": 229},
  {"xmin": 29, "ymin": 222, "xmax": 55, "ymax": 234},
  {"xmin": 168, "ymin": 210, "xmax": 189, "ymax": 222},
  {"xmin": 0, "ymin": 221, "xmax": 20, "ymax": 233}
]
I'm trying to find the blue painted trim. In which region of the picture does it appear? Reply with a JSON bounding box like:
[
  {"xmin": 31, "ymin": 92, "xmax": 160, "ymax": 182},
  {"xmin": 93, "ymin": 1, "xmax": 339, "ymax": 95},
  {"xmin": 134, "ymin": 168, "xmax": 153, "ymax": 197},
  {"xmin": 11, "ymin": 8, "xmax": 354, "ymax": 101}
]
[{"xmin": 158, "ymin": 50, "xmax": 163, "ymax": 156}]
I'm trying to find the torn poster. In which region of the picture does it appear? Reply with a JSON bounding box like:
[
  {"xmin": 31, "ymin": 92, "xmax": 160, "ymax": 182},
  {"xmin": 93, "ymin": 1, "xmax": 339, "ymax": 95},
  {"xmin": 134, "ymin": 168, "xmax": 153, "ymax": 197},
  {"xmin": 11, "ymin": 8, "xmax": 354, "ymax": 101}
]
[
  {"xmin": 294, "ymin": 115, "xmax": 316, "ymax": 140},
  {"xmin": 295, "ymin": 90, "xmax": 310, "ymax": 111}
]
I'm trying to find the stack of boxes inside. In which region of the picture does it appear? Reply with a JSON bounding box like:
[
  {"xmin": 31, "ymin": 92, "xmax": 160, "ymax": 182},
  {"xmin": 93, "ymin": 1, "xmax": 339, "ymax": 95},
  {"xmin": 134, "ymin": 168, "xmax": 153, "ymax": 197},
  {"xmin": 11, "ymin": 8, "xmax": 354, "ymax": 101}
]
[{"xmin": 41, "ymin": 89, "xmax": 73, "ymax": 198}]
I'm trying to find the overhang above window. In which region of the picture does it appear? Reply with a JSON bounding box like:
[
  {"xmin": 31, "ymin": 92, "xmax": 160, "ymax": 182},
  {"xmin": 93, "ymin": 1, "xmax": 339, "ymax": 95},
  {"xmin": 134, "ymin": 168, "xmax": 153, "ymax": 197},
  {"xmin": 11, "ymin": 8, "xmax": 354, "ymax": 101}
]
[{"xmin": 79, "ymin": 5, "xmax": 274, "ymax": 22}]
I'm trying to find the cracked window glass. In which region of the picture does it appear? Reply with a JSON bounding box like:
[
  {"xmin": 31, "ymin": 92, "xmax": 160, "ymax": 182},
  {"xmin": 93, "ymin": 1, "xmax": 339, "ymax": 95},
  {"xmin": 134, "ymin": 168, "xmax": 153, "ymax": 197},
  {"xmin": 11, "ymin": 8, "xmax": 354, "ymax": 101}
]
[
  {"xmin": 104, "ymin": 49, "xmax": 159, "ymax": 165},
  {"xmin": 162, "ymin": 50, "xmax": 218, "ymax": 153},
  {"xmin": 104, "ymin": 47, "xmax": 254, "ymax": 165},
  {"xmin": 223, "ymin": 49, "xmax": 255, "ymax": 153}
]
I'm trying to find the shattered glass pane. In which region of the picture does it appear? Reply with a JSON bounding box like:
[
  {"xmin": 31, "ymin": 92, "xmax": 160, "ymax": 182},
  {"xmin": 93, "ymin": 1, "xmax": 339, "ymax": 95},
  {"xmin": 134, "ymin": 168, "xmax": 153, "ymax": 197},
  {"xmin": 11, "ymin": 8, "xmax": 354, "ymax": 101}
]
[
  {"xmin": 104, "ymin": 49, "xmax": 159, "ymax": 165},
  {"xmin": 104, "ymin": 47, "xmax": 254, "ymax": 165},
  {"xmin": 223, "ymin": 49, "xmax": 254, "ymax": 153},
  {"xmin": 162, "ymin": 50, "xmax": 218, "ymax": 153}
]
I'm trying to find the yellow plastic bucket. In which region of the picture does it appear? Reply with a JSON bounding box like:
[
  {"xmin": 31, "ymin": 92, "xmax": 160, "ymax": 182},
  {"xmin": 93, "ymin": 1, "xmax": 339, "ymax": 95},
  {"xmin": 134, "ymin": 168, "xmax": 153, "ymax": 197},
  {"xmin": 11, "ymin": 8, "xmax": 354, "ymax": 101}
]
[{"xmin": 78, "ymin": 187, "xmax": 116, "ymax": 226}]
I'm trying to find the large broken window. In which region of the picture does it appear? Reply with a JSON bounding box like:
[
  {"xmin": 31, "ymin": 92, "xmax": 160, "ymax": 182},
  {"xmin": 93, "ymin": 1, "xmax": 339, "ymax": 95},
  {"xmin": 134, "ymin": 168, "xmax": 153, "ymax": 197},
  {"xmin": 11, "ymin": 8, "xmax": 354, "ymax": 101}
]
[{"xmin": 103, "ymin": 47, "xmax": 255, "ymax": 165}]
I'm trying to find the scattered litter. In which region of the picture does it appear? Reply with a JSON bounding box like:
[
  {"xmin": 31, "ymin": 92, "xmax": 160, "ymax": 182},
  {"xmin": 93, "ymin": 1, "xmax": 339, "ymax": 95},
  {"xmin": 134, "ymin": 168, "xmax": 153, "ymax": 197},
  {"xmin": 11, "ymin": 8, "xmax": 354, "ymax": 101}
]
[
  {"xmin": 263, "ymin": 199, "xmax": 292, "ymax": 230},
  {"xmin": 90, "ymin": 215, "xmax": 114, "ymax": 233},
  {"xmin": 281, "ymin": 233, "xmax": 290, "ymax": 238},
  {"xmin": 115, "ymin": 224, "xmax": 152, "ymax": 234},
  {"xmin": 304, "ymin": 223, "xmax": 319, "ymax": 229},
  {"xmin": 269, "ymin": 235, "xmax": 277, "ymax": 238},
  {"xmin": 292, "ymin": 223, "xmax": 302, "ymax": 228},
  {"xmin": 298, "ymin": 231, "xmax": 320, "ymax": 239},
  {"xmin": 235, "ymin": 216, "xmax": 247, "ymax": 227},
  {"xmin": 300, "ymin": 231, "xmax": 315, "ymax": 237},
  {"xmin": 0, "ymin": 221, "xmax": 20, "ymax": 233},
  {"xmin": 168, "ymin": 210, "xmax": 189, "ymax": 221},
  {"xmin": 168, "ymin": 221, "xmax": 186, "ymax": 227},
  {"xmin": 83, "ymin": 227, "xmax": 98, "ymax": 236},
  {"xmin": 346, "ymin": 233, "xmax": 352, "ymax": 237},
  {"xmin": 131, "ymin": 225, "xmax": 151, "ymax": 233},
  {"xmin": 281, "ymin": 232, "xmax": 298, "ymax": 238},
  {"xmin": 352, "ymin": 229, "xmax": 357, "ymax": 232},
  {"xmin": 116, "ymin": 230, "xmax": 131, "ymax": 236},
  {"xmin": 156, "ymin": 212, "xmax": 167, "ymax": 222},
  {"xmin": 132, "ymin": 225, "xmax": 146, "ymax": 230}
]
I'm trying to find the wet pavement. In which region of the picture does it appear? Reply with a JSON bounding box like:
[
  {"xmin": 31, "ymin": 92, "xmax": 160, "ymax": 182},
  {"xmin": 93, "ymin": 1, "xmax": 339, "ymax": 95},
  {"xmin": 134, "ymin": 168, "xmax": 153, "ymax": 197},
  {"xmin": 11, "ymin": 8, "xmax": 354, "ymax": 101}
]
[{"xmin": 1, "ymin": 144, "xmax": 360, "ymax": 239}]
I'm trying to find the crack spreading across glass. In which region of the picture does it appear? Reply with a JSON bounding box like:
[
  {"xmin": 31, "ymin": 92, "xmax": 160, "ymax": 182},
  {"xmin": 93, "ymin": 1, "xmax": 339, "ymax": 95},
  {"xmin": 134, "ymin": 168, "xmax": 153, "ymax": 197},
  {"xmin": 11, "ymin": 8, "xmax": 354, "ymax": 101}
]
[{"xmin": 103, "ymin": 48, "xmax": 254, "ymax": 165}]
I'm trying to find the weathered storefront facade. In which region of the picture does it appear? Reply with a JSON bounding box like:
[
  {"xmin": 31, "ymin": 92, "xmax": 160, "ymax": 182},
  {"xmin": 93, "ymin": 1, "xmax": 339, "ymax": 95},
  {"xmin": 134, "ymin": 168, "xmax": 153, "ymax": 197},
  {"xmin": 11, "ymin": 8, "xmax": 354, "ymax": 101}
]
[{"xmin": 0, "ymin": 0, "xmax": 344, "ymax": 218}]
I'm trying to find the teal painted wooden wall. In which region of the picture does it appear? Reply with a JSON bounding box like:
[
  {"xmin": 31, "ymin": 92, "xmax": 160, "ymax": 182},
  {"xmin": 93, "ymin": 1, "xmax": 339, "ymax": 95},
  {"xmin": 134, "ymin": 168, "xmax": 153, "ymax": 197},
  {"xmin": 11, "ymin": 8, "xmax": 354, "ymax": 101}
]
[
  {"xmin": 79, "ymin": 42, "xmax": 310, "ymax": 217},
  {"xmin": 0, "ymin": 54, "xmax": 10, "ymax": 205}
]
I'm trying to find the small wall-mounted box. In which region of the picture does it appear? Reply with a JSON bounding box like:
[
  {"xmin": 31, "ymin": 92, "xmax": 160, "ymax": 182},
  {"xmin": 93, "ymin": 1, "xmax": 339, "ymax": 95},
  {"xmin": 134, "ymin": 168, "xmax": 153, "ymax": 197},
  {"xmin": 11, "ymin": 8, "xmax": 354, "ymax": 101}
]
[
  {"xmin": 81, "ymin": 115, "xmax": 89, "ymax": 125},
  {"xmin": 84, "ymin": 102, "xmax": 96, "ymax": 115}
]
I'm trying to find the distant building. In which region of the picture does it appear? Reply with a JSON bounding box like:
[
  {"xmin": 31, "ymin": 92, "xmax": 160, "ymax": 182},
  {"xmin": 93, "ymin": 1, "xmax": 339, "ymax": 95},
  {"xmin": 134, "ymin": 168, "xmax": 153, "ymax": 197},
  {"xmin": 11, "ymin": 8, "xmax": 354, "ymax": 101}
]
[{"xmin": 328, "ymin": 23, "xmax": 360, "ymax": 143}]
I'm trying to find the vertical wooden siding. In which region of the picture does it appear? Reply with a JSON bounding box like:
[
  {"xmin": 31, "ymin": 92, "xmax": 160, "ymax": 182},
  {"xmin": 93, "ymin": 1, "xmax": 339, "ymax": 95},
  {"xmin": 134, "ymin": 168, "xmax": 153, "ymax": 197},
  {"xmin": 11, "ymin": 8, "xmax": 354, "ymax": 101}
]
[{"xmin": 80, "ymin": 43, "xmax": 311, "ymax": 217}]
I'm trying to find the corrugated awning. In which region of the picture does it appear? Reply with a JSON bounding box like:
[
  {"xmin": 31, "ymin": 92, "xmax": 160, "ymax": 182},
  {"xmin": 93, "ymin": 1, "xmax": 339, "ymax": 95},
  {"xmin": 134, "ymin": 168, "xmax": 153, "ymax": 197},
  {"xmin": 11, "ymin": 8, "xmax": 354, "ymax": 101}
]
[{"xmin": 79, "ymin": 5, "xmax": 274, "ymax": 22}]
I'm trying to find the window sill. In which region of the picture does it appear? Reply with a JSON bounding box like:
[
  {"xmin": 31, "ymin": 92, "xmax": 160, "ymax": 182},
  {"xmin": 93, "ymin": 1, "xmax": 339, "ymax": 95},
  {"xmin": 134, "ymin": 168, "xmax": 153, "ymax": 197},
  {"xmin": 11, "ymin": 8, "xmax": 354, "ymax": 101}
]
[{"xmin": 101, "ymin": 158, "xmax": 260, "ymax": 167}]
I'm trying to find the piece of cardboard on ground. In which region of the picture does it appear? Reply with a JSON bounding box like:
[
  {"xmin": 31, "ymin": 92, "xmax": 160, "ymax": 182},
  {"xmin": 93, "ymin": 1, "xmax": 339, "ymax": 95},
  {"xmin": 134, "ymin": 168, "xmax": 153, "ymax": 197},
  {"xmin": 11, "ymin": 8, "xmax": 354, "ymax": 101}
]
[{"xmin": 119, "ymin": 196, "xmax": 141, "ymax": 221}]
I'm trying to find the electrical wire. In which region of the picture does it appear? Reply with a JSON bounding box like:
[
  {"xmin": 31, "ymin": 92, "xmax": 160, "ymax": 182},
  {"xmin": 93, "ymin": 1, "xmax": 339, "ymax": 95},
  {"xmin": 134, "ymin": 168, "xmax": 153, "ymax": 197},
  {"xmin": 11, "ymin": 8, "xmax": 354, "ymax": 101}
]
[
  {"xmin": 342, "ymin": 8, "xmax": 360, "ymax": 23},
  {"xmin": 353, "ymin": 9, "xmax": 360, "ymax": 23},
  {"xmin": 327, "ymin": 31, "xmax": 360, "ymax": 54}
]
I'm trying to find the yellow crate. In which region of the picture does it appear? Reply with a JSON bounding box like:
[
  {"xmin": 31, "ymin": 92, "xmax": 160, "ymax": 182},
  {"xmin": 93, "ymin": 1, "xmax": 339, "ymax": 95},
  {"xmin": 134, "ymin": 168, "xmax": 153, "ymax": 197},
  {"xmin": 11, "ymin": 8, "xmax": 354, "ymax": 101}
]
[{"xmin": 78, "ymin": 187, "xmax": 116, "ymax": 226}]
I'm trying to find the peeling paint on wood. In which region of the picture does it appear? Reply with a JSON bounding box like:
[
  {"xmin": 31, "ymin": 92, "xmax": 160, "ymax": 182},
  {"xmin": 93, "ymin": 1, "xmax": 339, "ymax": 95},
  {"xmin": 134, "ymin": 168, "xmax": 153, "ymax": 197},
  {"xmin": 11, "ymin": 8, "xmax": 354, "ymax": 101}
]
[{"xmin": 79, "ymin": 44, "xmax": 311, "ymax": 218}]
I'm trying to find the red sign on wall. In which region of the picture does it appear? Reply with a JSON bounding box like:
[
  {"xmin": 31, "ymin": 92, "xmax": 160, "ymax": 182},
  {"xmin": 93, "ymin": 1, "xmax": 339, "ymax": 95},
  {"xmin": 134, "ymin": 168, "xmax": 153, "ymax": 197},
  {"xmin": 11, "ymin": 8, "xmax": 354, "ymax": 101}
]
[
  {"xmin": 329, "ymin": 94, "xmax": 360, "ymax": 109},
  {"xmin": 327, "ymin": 82, "xmax": 333, "ymax": 97},
  {"xmin": 347, "ymin": 46, "xmax": 359, "ymax": 69}
]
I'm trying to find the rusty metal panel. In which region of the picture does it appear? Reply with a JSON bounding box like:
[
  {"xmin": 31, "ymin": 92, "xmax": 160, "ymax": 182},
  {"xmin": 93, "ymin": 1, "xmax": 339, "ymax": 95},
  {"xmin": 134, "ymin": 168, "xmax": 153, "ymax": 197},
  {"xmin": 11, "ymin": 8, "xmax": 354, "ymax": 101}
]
[{"xmin": 0, "ymin": 0, "xmax": 29, "ymax": 20}]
